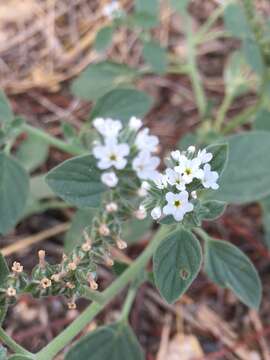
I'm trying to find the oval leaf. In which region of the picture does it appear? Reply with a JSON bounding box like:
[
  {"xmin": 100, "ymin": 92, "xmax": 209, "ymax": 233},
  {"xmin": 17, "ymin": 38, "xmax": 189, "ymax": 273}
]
[
  {"xmin": 205, "ymin": 238, "xmax": 262, "ymax": 309},
  {"xmin": 65, "ymin": 322, "xmax": 144, "ymax": 360},
  {"xmin": 153, "ymin": 228, "xmax": 202, "ymax": 304},
  {"xmin": 143, "ymin": 41, "xmax": 168, "ymax": 75},
  {"xmin": 0, "ymin": 91, "xmax": 13, "ymax": 124},
  {"xmin": 46, "ymin": 155, "xmax": 106, "ymax": 209},
  {"xmin": 94, "ymin": 26, "xmax": 114, "ymax": 52},
  {"xmin": 198, "ymin": 200, "xmax": 226, "ymax": 221},
  {"xmin": 206, "ymin": 143, "xmax": 228, "ymax": 175},
  {"xmin": 71, "ymin": 62, "xmax": 136, "ymax": 101},
  {"xmin": 0, "ymin": 153, "xmax": 29, "ymax": 234},
  {"xmin": 90, "ymin": 89, "xmax": 153, "ymax": 122},
  {"xmin": 213, "ymin": 131, "xmax": 270, "ymax": 203}
]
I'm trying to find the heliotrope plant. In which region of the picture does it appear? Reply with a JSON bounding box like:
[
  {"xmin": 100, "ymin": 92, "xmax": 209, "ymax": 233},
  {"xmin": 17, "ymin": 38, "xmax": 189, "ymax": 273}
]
[{"xmin": 0, "ymin": 116, "xmax": 262, "ymax": 360}]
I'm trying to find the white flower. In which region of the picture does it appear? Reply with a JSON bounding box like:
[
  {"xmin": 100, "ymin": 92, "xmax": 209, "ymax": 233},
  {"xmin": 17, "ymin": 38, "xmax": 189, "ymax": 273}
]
[
  {"xmin": 93, "ymin": 138, "xmax": 129, "ymax": 170},
  {"xmin": 202, "ymin": 164, "xmax": 219, "ymax": 190},
  {"xmin": 101, "ymin": 172, "xmax": 118, "ymax": 187},
  {"xmin": 151, "ymin": 206, "xmax": 162, "ymax": 220},
  {"xmin": 165, "ymin": 168, "xmax": 186, "ymax": 191},
  {"xmin": 153, "ymin": 172, "xmax": 168, "ymax": 189},
  {"xmin": 197, "ymin": 148, "xmax": 213, "ymax": 164},
  {"xmin": 175, "ymin": 157, "xmax": 204, "ymax": 184},
  {"xmin": 163, "ymin": 191, "xmax": 194, "ymax": 222},
  {"xmin": 135, "ymin": 128, "xmax": 159, "ymax": 153},
  {"xmin": 93, "ymin": 118, "xmax": 122, "ymax": 139},
  {"xmin": 132, "ymin": 151, "xmax": 160, "ymax": 180},
  {"xmin": 129, "ymin": 116, "xmax": 143, "ymax": 131},
  {"xmin": 103, "ymin": 1, "xmax": 121, "ymax": 18}
]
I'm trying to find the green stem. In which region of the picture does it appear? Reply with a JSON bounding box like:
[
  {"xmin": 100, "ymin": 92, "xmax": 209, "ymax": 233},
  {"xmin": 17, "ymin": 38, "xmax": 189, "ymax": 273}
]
[
  {"xmin": 0, "ymin": 327, "xmax": 33, "ymax": 357},
  {"xmin": 21, "ymin": 124, "xmax": 85, "ymax": 156},
  {"xmin": 184, "ymin": 16, "xmax": 207, "ymax": 118},
  {"xmin": 120, "ymin": 285, "xmax": 138, "ymax": 322},
  {"xmin": 35, "ymin": 227, "xmax": 170, "ymax": 360},
  {"xmin": 193, "ymin": 227, "xmax": 210, "ymax": 242},
  {"xmin": 83, "ymin": 288, "xmax": 106, "ymax": 305},
  {"xmin": 215, "ymin": 91, "xmax": 234, "ymax": 132}
]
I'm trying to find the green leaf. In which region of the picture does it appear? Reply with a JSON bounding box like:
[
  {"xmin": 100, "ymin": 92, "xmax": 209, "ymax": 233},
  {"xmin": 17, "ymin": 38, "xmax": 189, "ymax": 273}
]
[
  {"xmin": 253, "ymin": 109, "xmax": 270, "ymax": 131},
  {"xmin": 65, "ymin": 322, "xmax": 144, "ymax": 360},
  {"xmin": 0, "ymin": 253, "xmax": 9, "ymax": 285},
  {"xmin": 71, "ymin": 62, "xmax": 137, "ymax": 101},
  {"xmin": 170, "ymin": 0, "xmax": 190, "ymax": 13},
  {"xmin": 207, "ymin": 143, "xmax": 228, "ymax": 175},
  {"xmin": 153, "ymin": 228, "xmax": 202, "ymax": 304},
  {"xmin": 128, "ymin": 13, "xmax": 158, "ymax": 29},
  {"xmin": 135, "ymin": 0, "xmax": 159, "ymax": 17},
  {"xmin": 0, "ymin": 346, "xmax": 7, "ymax": 360},
  {"xmin": 0, "ymin": 91, "xmax": 13, "ymax": 124},
  {"xmin": 16, "ymin": 134, "xmax": 49, "ymax": 172},
  {"xmin": 260, "ymin": 196, "xmax": 270, "ymax": 249},
  {"xmin": 224, "ymin": 51, "xmax": 252, "ymax": 97},
  {"xmin": 90, "ymin": 89, "xmax": 153, "ymax": 122},
  {"xmin": 242, "ymin": 38, "xmax": 265, "ymax": 76},
  {"xmin": 94, "ymin": 26, "xmax": 114, "ymax": 52},
  {"xmin": 7, "ymin": 356, "xmax": 33, "ymax": 360},
  {"xmin": 64, "ymin": 209, "xmax": 96, "ymax": 253},
  {"xmin": 205, "ymin": 237, "xmax": 262, "ymax": 309},
  {"xmin": 198, "ymin": 200, "xmax": 226, "ymax": 221},
  {"xmin": 122, "ymin": 217, "xmax": 152, "ymax": 244},
  {"xmin": 0, "ymin": 153, "xmax": 29, "ymax": 234},
  {"xmin": 46, "ymin": 155, "xmax": 106, "ymax": 209},
  {"xmin": 142, "ymin": 41, "xmax": 168, "ymax": 75},
  {"xmin": 212, "ymin": 131, "xmax": 270, "ymax": 204},
  {"xmin": 224, "ymin": 2, "xmax": 251, "ymax": 39}
]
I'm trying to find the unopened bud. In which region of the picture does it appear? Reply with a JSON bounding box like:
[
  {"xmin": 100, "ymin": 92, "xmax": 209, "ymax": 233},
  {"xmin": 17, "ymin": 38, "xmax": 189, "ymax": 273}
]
[
  {"xmin": 105, "ymin": 202, "xmax": 118, "ymax": 213},
  {"xmin": 62, "ymin": 253, "xmax": 68, "ymax": 261},
  {"xmin": 191, "ymin": 191, "xmax": 197, "ymax": 199},
  {"xmin": 40, "ymin": 277, "xmax": 52, "ymax": 289},
  {"xmin": 66, "ymin": 282, "xmax": 75, "ymax": 289},
  {"xmin": 12, "ymin": 261, "xmax": 23, "ymax": 274},
  {"xmin": 67, "ymin": 262, "xmax": 77, "ymax": 271},
  {"xmin": 99, "ymin": 224, "xmax": 110, "ymax": 237},
  {"xmin": 134, "ymin": 205, "xmax": 147, "ymax": 220},
  {"xmin": 104, "ymin": 255, "xmax": 114, "ymax": 267},
  {"xmin": 116, "ymin": 238, "xmax": 127, "ymax": 250},
  {"xmin": 51, "ymin": 273, "xmax": 61, "ymax": 282},
  {"xmin": 6, "ymin": 287, "xmax": 16, "ymax": 297},
  {"xmin": 137, "ymin": 187, "xmax": 148, "ymax": 197},
  {"xmin": 187, "ymin": 145, "xmax": 196, "ymax": 154},
  {"xmin": 88, "ymin": 275, "xmax": 98, "ymax": 290},
  {"xmin": 38, "ymin": 250, "xmax": 46, "ymax": 268}
]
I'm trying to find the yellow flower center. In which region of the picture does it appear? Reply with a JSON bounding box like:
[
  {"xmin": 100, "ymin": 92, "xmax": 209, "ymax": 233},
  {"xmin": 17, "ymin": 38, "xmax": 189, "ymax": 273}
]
[
  {"xmin": 110, "ymin": 153, "xmax": 117, "ymax": 161},
  {"xmin": 185, "ymin": 168, "xmax": 192, "ymax": 175},
  {"xmin": 174, "ymin": 200, "xmax": 182, "ymax": 208}
]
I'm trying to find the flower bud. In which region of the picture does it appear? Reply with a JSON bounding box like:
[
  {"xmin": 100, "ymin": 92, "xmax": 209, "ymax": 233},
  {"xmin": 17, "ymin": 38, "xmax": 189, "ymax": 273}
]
[
  {"xmin": 51, "ymin": 273, "xmax": 61, "ymax": 282},
  {"xmin": 105, "ymin": 202, "xmax": 118, "ymax": 213},
  {"xmin": 116, "ymin": 238, "xmax": 127, "ymax": 250},
  {"xmin": 6, "ymin": 287, "xmax": 16, "ymax": 297},
  {"xmin": 187, "ymin": 145, "xmax": 196, "ymax": 154},
  {"xmin": 67, "ymin": 262, "xmax": 77, "ymax": 271},
  {"xmin": 38, "ymin": 250, "xmax": 46, "ymax": 268},
  {"xmin": 129, "ymin": 116, "xmax": 143, "ymax": 131},
  {"xmin": 104, "ymin": 255, "xmax": 114, "ymax": 267},
  {"xmin": 151, "ymin": 206, "xmax": 162, "ymax": 220},
  {"xmin": 99, "ymin": 224, "xmax": 110, "ymax": 237},
  {"xmin": 12, "ymin": 261, "xmax": 23, "ymax": 274},
  {"xmin": 66, "ymin": 282, "xmax": 75, "ymax": 289},
  {"xmin": 81, "ymin": 242, "xmax": 91, "ymax": 252},
  {"xmin": 134, "ymin": 205, "xmax": 147, "ymax": 220},
  {"xmin": 191, "ymin": 191, "xmax": 197, "ymax": 199},
  {"xmin": 88, "ymin": 275, "xmax": 98, "ymax": 290}
]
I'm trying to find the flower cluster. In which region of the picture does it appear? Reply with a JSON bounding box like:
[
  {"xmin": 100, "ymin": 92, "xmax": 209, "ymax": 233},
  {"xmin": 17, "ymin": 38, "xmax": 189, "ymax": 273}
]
[
  {"xmin": 145, "ymin": 146, "xmax": 219, "ymax": 222},
  {"xmin": 102, "ymin": 1, "xmax": 122, "ymax": 19},
  {"xmin": 92, "ymin": 117, "xmax": 160, "ymax": 188}
]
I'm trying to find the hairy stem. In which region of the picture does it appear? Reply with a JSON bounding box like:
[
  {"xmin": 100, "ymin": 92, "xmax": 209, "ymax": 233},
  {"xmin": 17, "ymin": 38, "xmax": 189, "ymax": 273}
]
[
  {"xmin": 35, "ymin": 227, "xmax": 170, "ymax": 360},
  {"xmin": 21, "ymin": 124, "xmax": 84, "ymax": 156}
]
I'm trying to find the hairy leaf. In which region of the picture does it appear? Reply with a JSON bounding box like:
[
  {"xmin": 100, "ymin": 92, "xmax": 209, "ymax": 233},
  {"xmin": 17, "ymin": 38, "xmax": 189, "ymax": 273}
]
[{"xmin": 153, "ymin": 228, "xmax": 202, "ymax": 303}]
